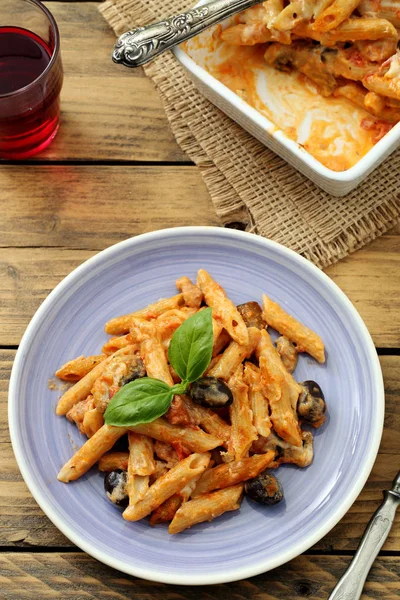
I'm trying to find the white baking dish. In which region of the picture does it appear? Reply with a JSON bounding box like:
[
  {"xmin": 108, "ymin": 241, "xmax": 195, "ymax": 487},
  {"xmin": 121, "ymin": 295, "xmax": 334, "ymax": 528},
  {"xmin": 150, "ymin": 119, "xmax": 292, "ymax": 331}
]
[{"xmin": 174, "ymin": 0, "xmax": 400, "ymax": 196}]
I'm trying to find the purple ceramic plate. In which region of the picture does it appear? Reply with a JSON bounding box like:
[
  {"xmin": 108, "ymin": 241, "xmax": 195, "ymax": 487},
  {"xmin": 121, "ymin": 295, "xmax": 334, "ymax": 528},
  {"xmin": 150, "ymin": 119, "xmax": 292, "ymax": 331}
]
[{"xmin": 9, "ymin": 227, "xmax": 384, "ymax": 585}]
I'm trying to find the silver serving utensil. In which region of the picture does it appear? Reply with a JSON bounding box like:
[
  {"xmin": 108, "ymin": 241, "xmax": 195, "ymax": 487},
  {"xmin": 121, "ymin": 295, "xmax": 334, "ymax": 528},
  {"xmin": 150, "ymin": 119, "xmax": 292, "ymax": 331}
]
[
  {"xmin": 112, "ymin": 0, "xmax": 262, "ymax": 68},
  {"xmin": 328, "ymin": 470, "xmax": 400, "ymax": 600}
]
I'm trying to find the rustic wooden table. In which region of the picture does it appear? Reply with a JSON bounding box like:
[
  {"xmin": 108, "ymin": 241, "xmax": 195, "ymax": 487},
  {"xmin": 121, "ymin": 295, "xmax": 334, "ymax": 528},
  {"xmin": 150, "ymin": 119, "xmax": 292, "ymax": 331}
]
[{"xmin": 1, "ymin": 2, "xmax": 400, "ymax": 598}]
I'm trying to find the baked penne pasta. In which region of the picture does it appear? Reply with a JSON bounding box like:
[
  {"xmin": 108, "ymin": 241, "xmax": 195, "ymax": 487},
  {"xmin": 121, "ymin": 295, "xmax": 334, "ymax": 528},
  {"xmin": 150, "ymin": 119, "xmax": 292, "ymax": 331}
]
[
  {"xmin": 129, "ymin": 418, "xmax": 224, "ymax": 453},
  {"xmin": 58, "ymin": 424, "xmax": 127, "ymax": 482},
  {"xmin": 56, "ymin": 346, "xmax": 136, "ymax": 416},
  {"xmin": 123, "ymin": 453, "xmax": 211, "ymax": 521},
  {"xmin": 92, "ymin": 349, "xmax": 140, "ymax": 415},
  {"xmin": 262, "ymin": 294, "xmax": 325, "ymax": 363},
  {"xmin": 55, "ymin": 269, "xmax": 327, "ymax": 533},
  {"xmin": 207, "ymin": 326, "xmax": 261, "ymax": 380},
  {"xmin": 126, "ymin": 433, "xmax": 155, "ymax": 507},
  {"xmin": 127, "ymin": 432, "xmax": 155, "ymax": 476},
  {"xmin": 256, "ymin": 329, "xmax": 301, "ymax": 411},
  {"xmin": 363, "ymin": 52, "xmax": 400, "ymax": 100},
  {"xmin": 175, "ymin": 276, "xmax": 203, "ymax": 308},
  {"xmin": 55, "ymin": 355, "xmax": 106, "ymax": 382},
  {"xmin": 218, "ymin": 0, "xmax": 400, "ymax": 147},
  {"xmin": 169, "ymin": 484, "xmax": 244, "ymax": 534},
  {"xmin": 227, "ymin": 365, "xmax": 257, "ymax": 461},
  {"xmin": 192, "ymin": 451, "xmax": 275, "ymax": 497},
  {"xmin": 197, "ymin": 269, "xmax": 249, "ymax": 345},
  {"xmin": 244, "ymin": 362, "xmax": 272, "ymax": 438},
  {"xmin": 102, "ymin": 334, "xmax": 137, "ymax": 356},
  {"xmin": 294, "ymin": 18, "xmax": 397, "ymax": 45},
  {"xmin": 212, "ymin": 328, "xmax": 231, "ymax": 357},
  {"xmin": 105, "ymin": 294, "xmax": 185, "ymax": 335},
  {"xmin": 149, "ymin": 494, "xmax": 183, "ymax": 526},
  {"xmin": 313, "ymin": 0, "xmax": 361, "ymax": 32},
  {"xmin": 185, "ymin": 398, "xmax": 232, "ymax": 445},
  {"xmin": 98, "ymin": 451, "xmax": 129, "ymax": 472},
  {"xmin": 259, "ymin": 354, "xmax": 302, "ymax": 447}
]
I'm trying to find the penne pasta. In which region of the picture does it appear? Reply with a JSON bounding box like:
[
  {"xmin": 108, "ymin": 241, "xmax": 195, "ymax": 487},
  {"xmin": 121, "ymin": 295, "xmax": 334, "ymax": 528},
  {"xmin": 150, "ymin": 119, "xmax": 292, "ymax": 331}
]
[
  {"xmin": 58, "ymin": 424, "xmax": 127, "ymax": 482},
  {"xmin": 129, "ymin": 418, "xmax": 224, "ymax": 453},
  {"xmin": 127, "ymin": 432, "xmax": 155, "ymax": 476},
  {"xmin": 207, "ymin": 326, "xmax": 261, "ymax": 380},
  {"xmin": 244, "ymin": 362, "xmax": 272, "ymax": 439},
  {"xmin": 55, "ymin": 355, "xmax": 106, "ymax": 382},
  {"xmin": 363, "ymin": 53, "xmax": 400, "ymax": 101},
  {"xmin": 105, "ymin": 294, "xmax": 185, "ymax": 335},
  {"xmin": 175, "ymin": 276, "xmax": 203, "ymax": 308},
  {"xmin": 102, "ymin": 334, "xmax": 137, "ymax": 356},
  {"xmin": 256, "ymin": 329, "xmax": 301, "ymax": 412},
  {"xmin": 259, "ymin": 354, "xmax": 302, "ymax": 447},
  {"xmin": 82, "ymin": 406, "xmax": 104, "ymax": 437},
  {"xmin": 262, "ymin": 294, "xmax": 325, "ymax": 363},
  {"xmin": 56, "ymin": 346, "xmax": 136, "ymax": 416},
  {"xmin": 313, "ymin": 0, "xmax": 361, "ymax": 32},
  {"xmin": 227, "ymin": 365, "xmax": 257, "ymax": 461},
  {"xmin": 98, "ymin": 451, "xmax": 129, "ymax": 472},
  {"xmin": 149, "ymin": 494, "xmax": 183, "ymax": 526},
  {"xmin": 168, "ymin": 484, "xmax": 244, "ymax": 534},
  {"xmin": 294, "ymin": 18, "xmax": 397, "ymax": 45},
  {"xmin": 123, "ymin": 453, "xmax": 211, "ymax": 521},
  {"xmin": 126, "ymin": 433, "xmax": 155, "ymax": 507},
  {"xmin": 192, "ymin": 451, "xmax": 275, "ymax": 497},
  {"xmin": 212, "ymin": 328, "xmax": 231, "ymax": 358},
  {"xmin": 130, "ymin": 318, "xmax": 174, "ymax": 386},
  {"xmin": 91, "ymin": 349, "xmax": 140, "ymax": 415},
  {"xmin": 182, "ymin": 396, "xmax": 231, "ymax": 444},
  {"xmin": 197, "ymin": 269, "xmax": 249, "ymax": 345}
]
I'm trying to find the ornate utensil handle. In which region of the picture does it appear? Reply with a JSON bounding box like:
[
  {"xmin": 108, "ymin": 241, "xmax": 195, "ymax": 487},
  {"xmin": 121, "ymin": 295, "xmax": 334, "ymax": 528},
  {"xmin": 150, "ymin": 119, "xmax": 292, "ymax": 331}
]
[
  {"xmin": 328, "ymin": 486, "xmax": 400, "ymax": 600},
  {"xmin": 112, "ymin": 0, "xmax": 262, "ymax": 68}
]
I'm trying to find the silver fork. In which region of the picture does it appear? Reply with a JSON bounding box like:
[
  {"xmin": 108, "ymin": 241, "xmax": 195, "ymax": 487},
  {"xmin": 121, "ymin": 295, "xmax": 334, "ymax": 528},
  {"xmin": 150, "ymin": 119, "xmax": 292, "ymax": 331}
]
[
  {"xmin": 328, "ymin": 471, "xmax": 400, "ymax": 600},
  {"xmin": 112, "ymin": 0, "xmax": 262, "ymax": 68}
]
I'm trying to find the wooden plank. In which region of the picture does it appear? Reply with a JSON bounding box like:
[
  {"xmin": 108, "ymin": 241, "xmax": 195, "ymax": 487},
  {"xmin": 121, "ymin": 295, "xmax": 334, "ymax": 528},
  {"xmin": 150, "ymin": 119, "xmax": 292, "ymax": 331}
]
[
  {"xmin": 30, "ymin": 2, "xmax": 187, "ymax": 162},
  {"xmin": 325, "ymin": 233, "xmax": 400, "ymax": 348},
  {"xmin": 0, "ymin": 166, "xmax": 217, "ymax": 250},
  {"xmin": 1, "ymin": 350, "xmax": 399, "ymax": 549},
  {"xmin": 0, "ymin": 157, "xmax": 399, "ymax": 346},
  {"xmin": 2, "ymin": 241, "xmax": 400, "ymax": 346},
  {"xmin": 0, "ymin": 553, "xmax": 398, "ymax": 599}
]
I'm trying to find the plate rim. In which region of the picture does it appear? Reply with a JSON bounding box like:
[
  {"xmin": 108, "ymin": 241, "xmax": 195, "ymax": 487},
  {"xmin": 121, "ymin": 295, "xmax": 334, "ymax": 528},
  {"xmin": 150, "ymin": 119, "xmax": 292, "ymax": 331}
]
[{"xmin": 8, "ymin": 226, "xmax": 384, "ymax": 585}]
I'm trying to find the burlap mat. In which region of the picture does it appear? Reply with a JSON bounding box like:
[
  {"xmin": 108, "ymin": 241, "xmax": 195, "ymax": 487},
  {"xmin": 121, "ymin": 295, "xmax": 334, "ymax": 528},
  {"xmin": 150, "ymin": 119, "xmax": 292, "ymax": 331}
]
[{"xmin": 100, "ymin": 0, "xmax": 400, "ymax": 269}]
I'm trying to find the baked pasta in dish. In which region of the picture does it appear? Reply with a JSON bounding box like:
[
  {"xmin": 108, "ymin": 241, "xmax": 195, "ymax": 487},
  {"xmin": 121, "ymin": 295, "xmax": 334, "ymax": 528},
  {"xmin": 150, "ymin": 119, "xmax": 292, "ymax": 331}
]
[{"xmin": 221, "ymin": 0, "xmax": 400, "ymax": 141}]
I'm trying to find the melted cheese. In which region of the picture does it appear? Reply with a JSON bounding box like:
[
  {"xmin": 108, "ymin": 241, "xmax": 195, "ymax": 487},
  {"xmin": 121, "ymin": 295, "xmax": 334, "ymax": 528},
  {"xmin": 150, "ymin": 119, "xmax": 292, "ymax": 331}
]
[
  {"xmin": 183, "ymin": 26, "xmax": 378, "ymax": 172},
  {"xmin": 386, "ymin": 53, "xmax": 400, "ymax": 79}
]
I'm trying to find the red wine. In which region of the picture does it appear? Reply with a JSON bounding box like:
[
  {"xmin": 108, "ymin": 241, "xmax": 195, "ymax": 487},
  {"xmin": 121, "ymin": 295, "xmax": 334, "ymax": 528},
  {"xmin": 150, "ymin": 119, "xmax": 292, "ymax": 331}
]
[
  {"xmin": 0, "ymin": 27, "xmax": 51, "ymax": 94},
  {"xmin": 0, "ymin": 26, "xmax": 63, "ymax": 159}
]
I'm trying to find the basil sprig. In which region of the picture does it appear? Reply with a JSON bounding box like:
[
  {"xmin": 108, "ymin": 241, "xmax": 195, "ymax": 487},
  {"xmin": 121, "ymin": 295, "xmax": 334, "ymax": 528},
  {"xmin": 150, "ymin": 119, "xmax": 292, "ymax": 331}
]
[{"xmin": 104, "ymin": 308, "xmax": 213, "ymax": 427}]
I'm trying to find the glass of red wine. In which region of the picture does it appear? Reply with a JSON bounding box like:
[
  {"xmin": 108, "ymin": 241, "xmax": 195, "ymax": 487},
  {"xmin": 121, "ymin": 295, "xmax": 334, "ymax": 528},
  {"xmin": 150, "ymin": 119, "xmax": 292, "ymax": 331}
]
[{"xmin": 0, "ymin": 0, "xmax": 63, "ymax": 159}]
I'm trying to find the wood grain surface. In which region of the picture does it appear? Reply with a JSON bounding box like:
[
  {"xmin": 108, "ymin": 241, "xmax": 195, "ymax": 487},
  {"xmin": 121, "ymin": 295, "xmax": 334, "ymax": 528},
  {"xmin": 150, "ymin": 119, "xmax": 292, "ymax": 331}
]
[
  {"xmin": 0, "ymin": 553, "xmax": 399, "ymax": 599},
  {"xmin": 1, "ymin": 0, "xmax": 399, "ymax": 597}
]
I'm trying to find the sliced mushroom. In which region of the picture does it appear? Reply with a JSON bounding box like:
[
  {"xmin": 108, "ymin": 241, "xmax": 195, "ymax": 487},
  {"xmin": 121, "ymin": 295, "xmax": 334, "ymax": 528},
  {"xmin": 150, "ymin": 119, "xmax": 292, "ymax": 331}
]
[
  {"xmin": 245, "ymin": 471, "xmax": 284, "ymax": 505},
  {"xmin": 121, "ymin": 357, "xmax": 146, "ymax": 386},
  {"xmin": 297, "ymin": 380, "xmax": 326, "ymax": 428},
  {"xmin": 236, "ymin": 301, "xmax": 266, "ymax": 330},
  {"xmin": 252, "ymin": 431, "xmax": 314, "ymax": 468},
  {"xmin": 275, "ymin": 336, "xmax": 298, "ymax": 373}
]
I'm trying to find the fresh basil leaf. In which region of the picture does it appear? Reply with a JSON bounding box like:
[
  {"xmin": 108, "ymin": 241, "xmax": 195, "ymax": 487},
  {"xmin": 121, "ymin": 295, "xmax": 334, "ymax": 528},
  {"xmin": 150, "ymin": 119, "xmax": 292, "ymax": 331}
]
[
  {"xmin": 104, "ymin": 378, "xmax": 174, "ymax": 427},
  {"xmin": 168, "ymin": 307, "xmax": 213, "ymax": 383},
  {"xmin": 171, "ymin": 382, "xmax": 188, "ymax": 395}
]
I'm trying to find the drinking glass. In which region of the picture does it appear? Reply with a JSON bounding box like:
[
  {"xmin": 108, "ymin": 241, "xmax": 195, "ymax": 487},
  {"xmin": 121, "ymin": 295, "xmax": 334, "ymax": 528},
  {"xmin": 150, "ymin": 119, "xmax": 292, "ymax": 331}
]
[{"xmin": 0, "ymin": 0, "xmax": 63, "ymax": 159}]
